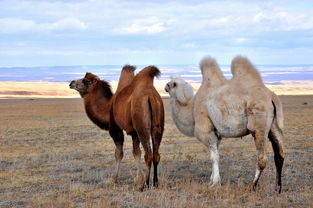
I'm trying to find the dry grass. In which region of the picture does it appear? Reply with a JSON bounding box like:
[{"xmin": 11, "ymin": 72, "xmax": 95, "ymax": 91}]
[{"xmin": 0, "ymin": 96, "xmax": 312, "ymax": 207}]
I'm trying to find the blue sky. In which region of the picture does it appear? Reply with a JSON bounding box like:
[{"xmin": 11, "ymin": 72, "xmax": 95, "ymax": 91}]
[{"xmin": 0, "ymin": 0, "xmax": 313, "ymax": 67}]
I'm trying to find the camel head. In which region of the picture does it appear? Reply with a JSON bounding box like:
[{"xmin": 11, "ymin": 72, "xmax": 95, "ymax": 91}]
[
  {"xmin": 69, "ymin": 72, "xmax": 102, "ymax": 97},
  {"xmin": 165, "ymin": 76, "xmax": 194, "ymax": 105}
]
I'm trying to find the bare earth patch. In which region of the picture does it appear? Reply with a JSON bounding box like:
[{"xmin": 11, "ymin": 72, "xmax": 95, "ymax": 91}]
[{"xmin": 0, "ymin": 96, "xmax": 312, "ymax": 207}]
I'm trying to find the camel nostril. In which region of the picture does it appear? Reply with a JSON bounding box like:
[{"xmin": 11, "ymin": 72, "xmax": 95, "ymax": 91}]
[
  {"xmin": 69, "ymin": 81, "xmax": 75, "ymax": 88},
  {"xmin": 165, "ymin": 84, "xmax": 170, "ymax": 92}
]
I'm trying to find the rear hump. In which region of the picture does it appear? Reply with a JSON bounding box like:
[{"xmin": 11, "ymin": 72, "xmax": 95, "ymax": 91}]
[
  {"xmin": 231, "ymin": 56, "xmax": 264, "ymax": 86},
  {"xmin": 148, "ymin": 66, "xmax": 161, "ymax": 78},
  {"xmin": 137, "ymin": 66, "xmax": 160, "ymax": 78}
]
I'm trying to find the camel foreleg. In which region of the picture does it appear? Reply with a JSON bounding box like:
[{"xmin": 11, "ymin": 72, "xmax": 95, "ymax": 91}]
[
  {"xmin": 110, "ymin": 128, "xmax": 124, "ymax": 183},
  {"xmin": 194, "ymin": 121, "xmax": 221, "ymax": 187}
]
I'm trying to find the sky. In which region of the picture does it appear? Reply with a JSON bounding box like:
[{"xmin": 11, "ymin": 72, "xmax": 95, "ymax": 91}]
[{"xmin": 0, "ymin": 0, "xmax": 313, "ymax": 67}]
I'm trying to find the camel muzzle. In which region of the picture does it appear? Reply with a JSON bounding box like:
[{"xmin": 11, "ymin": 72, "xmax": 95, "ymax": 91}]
[{"xmin": 69, "ymin": 81, "xmax": 76, "ymax": 89}]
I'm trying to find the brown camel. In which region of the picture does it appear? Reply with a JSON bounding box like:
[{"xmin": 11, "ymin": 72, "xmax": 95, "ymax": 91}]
[{"xmin": 69, "ymin": 65, "xmax": 164, "ymax": 191}]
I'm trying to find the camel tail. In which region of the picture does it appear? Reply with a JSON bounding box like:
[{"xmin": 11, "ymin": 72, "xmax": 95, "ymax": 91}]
[
  {"xmin": 271, "ymin": 93, "xmax": 284, "ymax": 132},
  {"xmin": 148, "ymin": 95, "xmax": 164, "ymax": 138}
]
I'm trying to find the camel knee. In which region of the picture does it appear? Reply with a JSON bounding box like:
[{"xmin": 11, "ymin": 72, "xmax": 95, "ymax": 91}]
[
  {"xmin": 153, "ymin": 153, "xmax": 160, "ymax": 164},
  {"xmin": 144, "ymin": 152, "xmax": 153, "ymax": 166},
  {"xmin": 194, "ymin": 130, "xmax": 212, "ymax": 147},
  {"xmin": 115, "ymin": 148, "xmax": 123, "ymax": 161},
  {"xmin": 258, "ymin": 155, "xmax": 267, "ymax": 170}
]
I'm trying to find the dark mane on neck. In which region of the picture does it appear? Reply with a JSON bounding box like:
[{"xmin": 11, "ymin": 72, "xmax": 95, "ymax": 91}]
[{"xmin": 98, "ymin": 80, "xmax": 113, "ymax": 98}]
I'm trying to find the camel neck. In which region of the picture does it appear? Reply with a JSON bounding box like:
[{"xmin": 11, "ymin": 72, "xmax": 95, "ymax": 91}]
[
  {"xmin": 83, "ymin": 87, "xmax": 113, "ymax": 130},
  {"xmin": 170, "ymin": 97, "xmax": 195, "ymax": 137}
]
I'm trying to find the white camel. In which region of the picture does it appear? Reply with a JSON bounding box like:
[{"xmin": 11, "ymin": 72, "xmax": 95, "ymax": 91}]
[{"xmin": 165, "ymin": 56, "xmax": 285, "ymax": 192}]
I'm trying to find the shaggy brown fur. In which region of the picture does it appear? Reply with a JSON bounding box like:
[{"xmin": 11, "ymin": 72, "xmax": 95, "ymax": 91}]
[{"xmin": 70, "ymin": 65, "xmax": 164, "ymax": 191}]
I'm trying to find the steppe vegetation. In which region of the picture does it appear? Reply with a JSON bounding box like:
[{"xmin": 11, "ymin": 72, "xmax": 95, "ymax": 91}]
[{"xmin": 0, "ymin": 96, "xmax": 312, "ymax": 207}]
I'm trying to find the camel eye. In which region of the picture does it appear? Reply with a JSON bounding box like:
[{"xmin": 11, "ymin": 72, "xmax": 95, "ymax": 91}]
[
  {"xmin": 173, "ymin": 82, "xmax": 177, "ymax": 88},
  {"xmin": 83, "ymin": 79, "xmax": 90, "ymax": 85}
]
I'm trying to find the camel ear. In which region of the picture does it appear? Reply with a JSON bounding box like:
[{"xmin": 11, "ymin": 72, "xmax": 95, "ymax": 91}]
[{"xmin": 176, "ymin": 82, "xmax": 194, "ymax": 104}]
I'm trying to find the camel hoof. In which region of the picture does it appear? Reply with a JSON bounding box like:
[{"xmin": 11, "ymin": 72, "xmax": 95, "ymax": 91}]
[
  {"xmin": 248, "ymin": 183, "xmax": 257, "ymax": 192},
  {"xmin": 137, "ymin": 187, "xmax": 144, "ymax": 192},
  {"xmin": 111, "ymin": 176, "xmax": 118, "ymax": 184},
  {"xmin": 275, "ymin": 184, "xmax": 282, "ymax": 194},
  {"xmin": 208, "ymin": 182, "xmax": 221, "ymax": 188},
  {"xmin": 134, "ymin": 175, "xmax": 145, "ymax": 191},
  {"xmin": 136, "ymin": 183, "xmax": 145, "ymax": 192}
]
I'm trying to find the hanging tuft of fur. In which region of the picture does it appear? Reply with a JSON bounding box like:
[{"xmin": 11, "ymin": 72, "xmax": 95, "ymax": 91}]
[
  {"xmin": 122, "ymin": 65, "xmax": 136, "ymax": 73},
  {"xmin": 135, "ymin": 65, "xmax": 161, "ymax": 79},
  {"xmin": 231, "ymin": 56, "xmax": 263, "ymax": 85},
  {"xmin": 100, "ymin": 80, "xmax": 113, "ymax": 98},
  {"xmin": 148, "ymin": 66, "xmax": 161, "ymax": 78}
]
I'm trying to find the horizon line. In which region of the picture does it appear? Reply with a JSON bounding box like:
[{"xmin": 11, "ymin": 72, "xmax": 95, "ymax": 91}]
[{"xmin": 1, "ymin": 63, "xmax": 313, "ymax": 68}]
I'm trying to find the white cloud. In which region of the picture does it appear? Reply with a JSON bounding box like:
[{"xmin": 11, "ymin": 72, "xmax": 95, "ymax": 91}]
[
  {"xmin": 252, "ymin": 11, "xmax": 313, "ymax": 31},
  {"xmin": 182, "ymin": 43, "xmax": 197, "ymax": 49},
  {"xmin": 0, "ymin": 17, "xmax": 87, "ymax": 33},
  {"xmin": 41, "ymin": 18, "xmax": 87, "ymax": 31},
  {"xmin": 0, "ymin": 18, "xmax": 36, "ymax": 33},
  {"xmin": 116, "ymin": 22, "xmax": 165, "ymax": 34},
  {"xmin": 0, "ymin": 0, "xmax": 313, "ymax": 66}
]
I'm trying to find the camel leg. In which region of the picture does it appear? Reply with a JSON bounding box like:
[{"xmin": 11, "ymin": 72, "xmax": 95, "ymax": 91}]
[
  {"xmin": 268, "ymin": 123, "xmax": 285, "ymax": 193},
  {"xmin": 209, "ymin": 136, "xmax": 221, "ymax": 187},
  {"xmin": 131, "ymin": 132, "xmax": 145, "ymax": 191},
  {"xmin": 137, "ymin": 130, "xmax": 153, "ymax": 189},
  {"xmin": 109, "ymin": 128, "xmax": 124, "ymax": 183},
  {"xmin": 151, "ymin": 129, "xmax": 163, "ymax": 187},
  {"xmin": 194, "ymin": 119, "xmax": 221, "ymax": 187},
  {"xmin": 250, "ymin": 131, "xmax": 268, "ymax": 191}
]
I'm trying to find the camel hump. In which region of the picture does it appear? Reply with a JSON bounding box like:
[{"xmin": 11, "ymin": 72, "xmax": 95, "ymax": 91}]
[
  {"xmin": 136, "ymin": 65, "xmax": 161, "ymax": 79},
  {"xmin": 199, "ymin": 56, "xmax": 225, "ymax": 83},
  {"xmin": 122, "ymin": 65, "xmax": 136, "ymax": 73},
  {"xmin": 200, "ymin": 56, "xmax": 220, "ymax": 74},
  {"xmin": 231, "ymin": 56, "xmax": 263, "ymax": 85}
]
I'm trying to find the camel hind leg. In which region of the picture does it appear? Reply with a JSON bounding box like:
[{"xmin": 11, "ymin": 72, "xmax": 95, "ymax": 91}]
[
  {"xmin": 250, "ymin": 131, "xmax": 268, "ymax": 191},
  {"xmin": 268, "ymin": 122, "xmax": 285, "ymax": 193},
  {"xmin": 135, "ymin": 127, "xmax": 153, "ymax": 189},
  {"xmin": 247, "ymin": 102, "xmax": 272, "ymax": 191},
  {"xmin": 151, "ymin": 127, "xmax": 163, "ymax": 187},
  {"xmin": 130, "ymin": 131, "xmax": 145, "ymax": 191}
]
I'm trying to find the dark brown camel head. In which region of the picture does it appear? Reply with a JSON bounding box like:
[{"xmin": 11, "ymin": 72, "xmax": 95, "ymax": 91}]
[{"xmin": 69, "ymin": 72, "xmax": 112, "ymax": 98}]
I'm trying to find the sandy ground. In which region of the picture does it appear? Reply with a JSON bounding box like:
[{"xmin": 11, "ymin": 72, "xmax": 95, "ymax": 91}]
[
  {"xmin": 0, "ymin": 80, "xmax": 313, "ymax": 98},
  {"xmin": 0, "ymin": 96, "xmax": 312, "ymax": 207}
]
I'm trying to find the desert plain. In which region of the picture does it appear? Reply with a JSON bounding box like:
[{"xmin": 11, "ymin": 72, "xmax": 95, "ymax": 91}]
[{"xmin": 0, "ymin": 95, "xmax": 312, "ymax": 207}]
